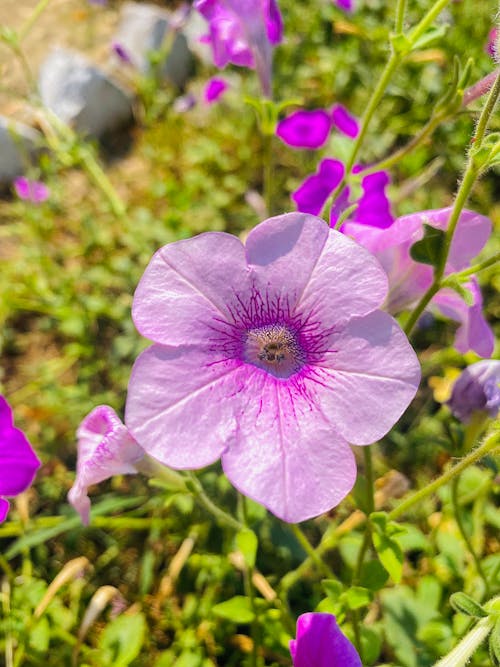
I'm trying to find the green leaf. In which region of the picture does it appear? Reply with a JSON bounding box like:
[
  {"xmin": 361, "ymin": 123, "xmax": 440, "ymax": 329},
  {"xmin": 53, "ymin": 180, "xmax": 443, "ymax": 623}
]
[
  {"xmin": 235, "ymin": 529, "xmax": 258, "ymax": 569},
  {"xmin": 409, "ymin": 224, "xmax": 445, "ymax": 267},
  {"xmin": 343, "ymin": 586, "xmax": 373, "ymax": 610},
  {"xmin": 29, "ymin": 617, "xmax": 50, "ymax": 652},
  {"xmin": 212, "ymin": 596, "xmax": 255, "ymax": 624},
  {"xmin": 371, "ymin": 519, "xmax": 404, "ymax": 584},
  {"xmin": 412, "ymin": 24, "xmax": 449, "ymax": 50},
  {"xmin": 360, "ymin": 559, "xmax": 389, "ymax": 591},
  {"xmin": 321, "ymin": 579, "xmax": 343, "ymax": 600},
  {"xmin": 450, "ymin": 592, "xmax": 488, "ymax": 618},
  {"xmin": 99, "ymin": 613, "xmax": 146, "ymax": 667}
]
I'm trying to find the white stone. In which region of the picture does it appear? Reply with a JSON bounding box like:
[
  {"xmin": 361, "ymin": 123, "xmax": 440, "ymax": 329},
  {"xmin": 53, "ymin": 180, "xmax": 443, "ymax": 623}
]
[
  {"xmin": 38, "ymin": 49, "xmax": 134, "ymax": 138},
  {"xmin": 0, "ymin": 116, "xmax": 41, "ymax": 183},
  {"xmin": 112, "ymin": 2, "xmax": 194, "ymax": 88}
]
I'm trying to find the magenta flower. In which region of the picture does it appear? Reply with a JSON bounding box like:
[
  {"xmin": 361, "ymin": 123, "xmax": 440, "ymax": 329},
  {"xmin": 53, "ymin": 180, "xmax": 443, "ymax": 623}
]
[
  {"xmin": 343, "ymin": 208, "xmax": 494, "ymax": 357},
  {"xmin": 448, "ymin": 360, "xmax": 500, "ymax": 423},
  {"xmin": 204, "ymin": 76, "xmax": 229, "ymax": 103},
  {"xmin": 290, "ymin": 613, "xmax": 362, "ymax": 667},
  {"xmin": 334, "ymin": 0, "xmax": 354, "ymax": 11},
  {"xmin": 0, "ymin": 396, "xmax": 41, "ymax": 522},
  {"xmin": 276, "ymin": 109, "xmax": 332, "ymax": 149},
  {"xmin": 194, "ymin": 0, "xmax": 283, "ymax": 97},
  {"xmin": 68, "ymin": 406, "xmax": 144, "ymax": 524},
  {"xmin": 13, "ymin": 177, "xmax": 49, "ymax": 204},
  {"xmin": 125, "ymin": 213, "xmax": 420, "ymax": 523},
  {"xmin": 331, "ymin": 104, "xmax": 359, "ymax": 138},
  {"xmin": 292, "ymin": 158, "xmax": 393, "ymax": 228}
]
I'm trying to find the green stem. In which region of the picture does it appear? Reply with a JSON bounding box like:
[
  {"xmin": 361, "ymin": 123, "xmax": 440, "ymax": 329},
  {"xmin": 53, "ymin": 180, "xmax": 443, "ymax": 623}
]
[
  {"xmin": 78, "ymin": 146, "xmax": 127, "ymax": 219},
  {"xmin": 289, "ymin": 524, "xmax": 336, "ymax": 579},
  {"xmin": 238, "ymin": 496, "xmax": 259, "ymax": 667},
  {"xmin": 19, "ymin": 0, "xmax": 52, "ymax": 41},
  {"xmin": 186, "ymin": 472, "xmax": 244, "ymax": 532},
  {"xmin": 441, "ymin": 251, "xmax": 500, "ymax": 283},
  {"xmin": 450, "ymin": 476, "xmax": 490, "ymax": 598},
  {"xmin": 403, "ymin": 282, "xmax": 440, "ymax": 335},
  {"xmin": 432, "ymin": 612, "xmax": 496, "ymax": 667},
  {"xmin": 263, "ymin": 132, "xmax": 274, "ymax": 216},
  {"xmin": 395, "ymin": 0, "xmax": 407, "ymax": 34},
  {"xmin": 388, "ymin": 428, "xmax": 500, "ymax": 521},
  {"xmin": 473, "ymin": 69, "xmax": 500, "ymax": 147},
  {"xmin": 407, "ymin": 0, "xmax": 452, "ymax": 46}
]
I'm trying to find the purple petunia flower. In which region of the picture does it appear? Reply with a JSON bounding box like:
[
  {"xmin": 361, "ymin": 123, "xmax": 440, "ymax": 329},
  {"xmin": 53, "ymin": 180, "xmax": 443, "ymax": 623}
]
[
  {"xmin": 0, "ymin": 396, "xmax": 41, "ymax": 522},
  {"xmin": 204, "ymin": 76, "xmax": 229, "ymax": 103},
  {"xmin": 331, "ymin": 104, "xmax": 359, "ymax": 138},
  {"xmin": 448, "ymin": 360, "xmax": 500, "ymax": 423},
  {"xmin": 276, "ymin": 109, "xmax": 332, "ymax": 149},
  {"xmin": 343, "ymin": 208, "xmax": 494, "ymax": 357},
  {"xmin": 194, "ymin": 0, "xmax": 283, "ymax": 97},
  {"xmin": 290, "ymin": 613, "xmax": 362, "ymax": 667},
  {"xmin": 125, "ymin": 213, "xmax": 420, "ymax": 523},
  {"xmin": 334, "ymin": 0, "xmax": 354, "ymax": 11},
  {"xmin": 13, "ymin": 177, "xmax": 49, "ymax": 204},
  {"xmin": 68, "ymin": 406, "xmax": 144, "ymax": 524},
  {"xmin": 487, "ymin": 27, "xmax": 498, "ymax": 59},
  {"xmin": 292, "ymin": 158, "xmax": 393, "ymax": 228}
]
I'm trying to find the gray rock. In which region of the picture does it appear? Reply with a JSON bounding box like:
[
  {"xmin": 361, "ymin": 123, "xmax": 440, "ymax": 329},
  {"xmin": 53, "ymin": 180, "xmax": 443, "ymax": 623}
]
[
  {"xmin": 0, "ymin": 116, "xmax": 42, "ymax": 184},
  {"xmin": 39, "ymin": 49, "xmax": 134, "ymax": 138},
  {"xmin": 112, "ymin": 2, "xmax": 194, "ymax": 88}
]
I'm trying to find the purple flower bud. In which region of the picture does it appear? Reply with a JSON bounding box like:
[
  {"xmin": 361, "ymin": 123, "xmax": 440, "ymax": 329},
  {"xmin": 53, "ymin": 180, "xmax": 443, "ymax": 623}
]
[
  {"xmin": 448, "ymin": 360, "xmax": 500, "ymax": 423},
  {"xmin": 331, "ymin": 104, "xmax": 359, "ymax": 138}
]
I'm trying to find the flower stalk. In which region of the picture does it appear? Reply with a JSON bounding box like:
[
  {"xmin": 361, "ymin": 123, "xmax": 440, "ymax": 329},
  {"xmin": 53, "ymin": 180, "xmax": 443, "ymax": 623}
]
[{"xmin": 432, "ymin": 614, "xmax": 495, "ymax": 667}]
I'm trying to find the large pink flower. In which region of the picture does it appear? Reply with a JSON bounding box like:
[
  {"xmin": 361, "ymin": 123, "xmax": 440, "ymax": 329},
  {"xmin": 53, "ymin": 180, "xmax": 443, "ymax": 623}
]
[
  {"xmin": 194, "ymin": 0, "xmax": 283, "ymax": 97},
  {"xmin": 126, "ymin": 213, "xmax": 420, "ymax": 523},
  {"xmin": 343, "ymin": 208, "xmax": 494, "ymax": 357}
]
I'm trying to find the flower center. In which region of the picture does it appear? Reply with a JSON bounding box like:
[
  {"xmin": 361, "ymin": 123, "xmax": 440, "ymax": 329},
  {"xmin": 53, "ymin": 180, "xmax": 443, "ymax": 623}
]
[{"xmin": 244, "ymin": 325, "xmax": 304, "ymax": 378}]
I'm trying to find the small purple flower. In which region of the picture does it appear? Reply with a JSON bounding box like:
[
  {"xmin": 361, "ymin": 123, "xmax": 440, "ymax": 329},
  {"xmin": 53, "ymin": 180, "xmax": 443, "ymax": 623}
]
[
  {"xmin": 448, "ymin": 361, "xmax": 500, "ymax": 423},
  {"xmin": 194, "ymin": 0, "xmax": 283, "ymax": 97},
  {"xmin": 276, "ymin": 109, "xmax": 332, "ymax": 149},
  {"xmin": 334, "ymin": 0, "xmax": 354, "ymax": 11},
  {"xmin": 290, "ymin": 613, "xmax": 362, "ymax": 667},
  {"xmin": 0, "ymin": 396, "xmax": 41, "ymax": 522},
  {"xmin": 292, "ymin": 158, "xmax": 393, "ymax": 228},
  {"xmin": 13, "ymin": 177, "xmax": 49, "ymax": 204},
  {"xmin": 343, "ymin": 208, "xmax": 494, "ymax": 357},
  {"xmin": 125, "ymin": 213, "xmax": 420, "ymax": 523},
  {"xmin": 204, "ymin": 76, "xmax": 229, "ymax": 103},
  {"xmin": 331, "ymin": 104, "xmax": 359, "ymax": 139},
  {"xmin": 68, "ymin": 406, "xmax": 144, "ymax": 525}
]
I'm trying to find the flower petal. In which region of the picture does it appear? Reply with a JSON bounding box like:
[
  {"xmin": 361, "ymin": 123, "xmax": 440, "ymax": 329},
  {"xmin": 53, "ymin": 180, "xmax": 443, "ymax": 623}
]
[
  {"xmin": 0, "ymin": 396, "xmax": 41, "ymax": 496},
  {"xmin": 132, "ymin": 232, "xmax": 249, "ymax": 346},
  {"xmin": 126, "ymin": 345, "xmax": 246, "ymax": 468},
  {"xmin": 290, "ymin": 613, "xmax": 362, "ymax": 667},
  {"xmin": 204, "ymin": 76, "xmax": 229, "ymax": 103},
  {"xmin": 313, "ymin": 310, "xmax": 420, "ymax": 444},
  {"xmin": 245, "ymin": 213, "xmax": 389, "ymax": 323},
  {"xmin": 276, "ymin": 109, "xmax": 332, "ymax": 149},
  {"xmin": 221, "ymin": 370, "xmax": 356, "ymax": 523},
  {"xmin": 68, "ymin": 405, "xmax": 143, "ymax": 524},
  {"xmin": 292, "ymin": 159, "xmax": 344, "ymax": 215},
  {"xmin": 331, "ymin": 104, "xmax": 359, "ymax": 138},
  {"xmin": 433, "ymin": 278, "xmax": 494, "ymax": 358},
  {"xmin": 0, "ymin": 498, "xmax": 9, "ymax": 522}
]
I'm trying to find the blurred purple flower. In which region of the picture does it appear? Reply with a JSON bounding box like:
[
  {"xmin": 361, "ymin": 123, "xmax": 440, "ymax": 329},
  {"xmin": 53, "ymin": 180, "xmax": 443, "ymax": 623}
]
[
  {"xmin": 204, "ymin": 76, "xmax": 229, "ymax": 103},
  {"xmin": 68, "ymin": 406, "xmax": 144, "ymax": 524},
  {"xmin": 194, "ymin": 0, "xmax": 283, "ymax": 97},
  {"xmin": 448, "ymin": 360, "xmax": 500, "ymax": 423},
  {"xmin": 173, "ymin": 93, "xmax": 197, "ymax": 113},
  {"xmin": 276, "ymin": 109, "xmax": 332, "ymax": 149},
  {"xmin": 111, "ymin": 41, "xmax": 133, "ymax": 65},
  {"xmin": 343, "ymin": 208, "xmax": 494, "ymax": 357},
  {"xmin": 331, "ymin": 104, "xmax": 359, "ymax": 138},
  {"xmin": 290, "ymin": 613, "xmax": 362, "ymax": 667},
  {"xmin": 125, "ymin": 213, "xmax": 420, "ymax": 523},
  {"xmin": 13, "ymin": 177, "xmax": 49, "ymax": 204},
  {"xmin": 0, "ymin": 396, "xmax": 41, "ymax": 522},
  {"xmin": 292, "ymin": 158, "xmax": 393, "ymax": 228},
  {"xmin": 334, "ymin": 0, "xmax": 354, "ymax": 11},
  {"xmin": 487, "ymin": 27, "xmax": 498, "ymax": 58}
]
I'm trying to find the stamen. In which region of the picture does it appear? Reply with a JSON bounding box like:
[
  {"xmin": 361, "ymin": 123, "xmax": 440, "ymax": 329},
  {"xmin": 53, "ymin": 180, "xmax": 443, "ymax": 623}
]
[{"xmin": 244, "ymin": 324, "xmax": 304, "ymax": 378}]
